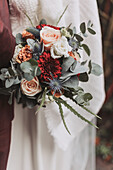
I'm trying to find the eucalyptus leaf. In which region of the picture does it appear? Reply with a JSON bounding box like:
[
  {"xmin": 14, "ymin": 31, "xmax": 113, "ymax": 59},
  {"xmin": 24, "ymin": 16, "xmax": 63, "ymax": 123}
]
[
  {"xmin": 1, "ymin": 68, "xmax": 8, "ymax": 74},
  {"xmin": 20, "ymin": 62, "xmax": 33, "ymax": 73},
  {"xmin": 24, "ymin": 73, "xmax": 34, "ymax": 81},
  {"xmin": 0, "ymin": 74, "xmax": 5, "ymax": 81},
  {"xmin": 75, "ymin": 34, "xmax": 84, "ymax": 42},
  {"xmin": 67, "ymin": 28, "xmax": 73, "ymax": 36},
  {"xmin": 73, "ymin": 26, "xmax": 76, "ymax": 34},
  {"xmin": 13, "ymin": 77, "xmax": 21, "ymax": 85},
  {"xmin": 8, "ymin": 67, "xmax": 15, "ymax": 76},
  {"xmin": 70, "ymin": 61, "xmax": 88, "ymax": 74},
  {"xmin": 16, "ymin": 88, "xmax": 22, "ymax": 103},
  {"xmin": 35, "ymin": 67, "xmax": 41, "ymax": 76},
  {"xmin": 82, "ymin": 32, "xmax": 88, "ymax": 37},
  {"xmin": 83, "ymin": 93, "xmax": 93, "ymax": 102},
  {"xmin": 27, "ymin": 39, "xmax": 35, "ymax": 50},
  {"xmin": 40, "ymin": 19, "xmax": 47, "ymax": 25},
  {"xmin": 62, "ymin": 56, "xmax": 75, "ymax": 73},
  {"xmin": 5, "ymin": 78, "xmax": 15, "ymax": 88},
  {"xmin": 61, "ymin": 61, "xmax": 87, "ymax": 80},
  {"xmin": 16, "ymin": 33, "xmax": 26, "ymax": 45},
  {"xmin": 81, "ymin": 60, "xmax": 87, "ymax": 65},
  {"xmin": 82, "ymin": 44, "xmax": 90, "ymax": 56},
  {"xmin": 87, "ymin": 20, "xmax": 92, "ymax": 28},
  {"xmin": 26, "ymin": 27, "xmax": 40, "ymax": 39},
  {"xmin": 26, "ymin": 98, "xmax": 37, "ymax": 109},
  {"xmin": 62, "ymin": 75, "xmax": 79, "ymax": 88},
  {"xmin": 8, "ymin": 92, "xmax": 13, "ymax": 105},
  {"xmin": 91, "ymin": 62, "xmax": 103, "ymax": 76},
  {"xmin": 0, "ymin": 88, "xmax": 11, "ymax": 95},
  {"xmin": 88, "ymin": 60, "xmax": 92, "ymax": 74},
  {"xmin": 33, "ymin": 43, "xmax": 41, "ymax": 53},
  {"xmin": 28, "ymin": 59, "xmax": 38, "ymax": 66},
  {"xmin": 78, "ymin": 72, "xmax": 89, "ymax": 82},
  {"xmin": 87, "ymin": 28, "xmax": 96, "ymax": 35},
  {"xmin": 80, "ymin": 22, "xmax": 86, "ymax": 34},
  {"xmin": 74, "ymin": 94, "xmax": 85, "ymax": 105}
]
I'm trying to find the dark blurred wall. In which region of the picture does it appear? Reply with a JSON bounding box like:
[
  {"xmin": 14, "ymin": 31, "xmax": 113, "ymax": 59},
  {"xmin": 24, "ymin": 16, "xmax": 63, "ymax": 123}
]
[{"xmin": 97, "ymin": 0, "xmax": 113, "ymax": 112}]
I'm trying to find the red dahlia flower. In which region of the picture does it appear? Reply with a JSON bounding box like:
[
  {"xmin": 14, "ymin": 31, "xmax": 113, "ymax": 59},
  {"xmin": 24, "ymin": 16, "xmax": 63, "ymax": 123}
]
[{"xmin": 37, "ymin": 52, "xmax": 62, "ymax": 82}]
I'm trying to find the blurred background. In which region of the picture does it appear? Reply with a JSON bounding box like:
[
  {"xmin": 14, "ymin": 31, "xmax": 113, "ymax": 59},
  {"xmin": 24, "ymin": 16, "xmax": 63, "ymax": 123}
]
[{"xmin": 96, "ymin": 0, "xmax": 113, "ymax": 169}]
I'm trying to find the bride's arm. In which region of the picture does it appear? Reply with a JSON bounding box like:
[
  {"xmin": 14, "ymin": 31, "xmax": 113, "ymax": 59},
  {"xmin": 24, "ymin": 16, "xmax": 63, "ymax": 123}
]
[{"xmin": 0, "ymin": 0, "xmax": 15, "ymax": 68}]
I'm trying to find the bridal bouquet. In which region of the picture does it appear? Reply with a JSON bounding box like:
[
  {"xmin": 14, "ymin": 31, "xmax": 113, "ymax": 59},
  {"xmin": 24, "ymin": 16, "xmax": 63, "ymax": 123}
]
[{"xmin": 0, "ymin": 16, "xmax": 103, "ymax": 134}]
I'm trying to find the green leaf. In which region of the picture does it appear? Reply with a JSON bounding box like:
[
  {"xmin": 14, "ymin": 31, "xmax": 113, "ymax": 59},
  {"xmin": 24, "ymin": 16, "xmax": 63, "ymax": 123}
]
[
  {"xmin": 78, "ymin": 72, "xmax": 89, "ymax": 82},
  {"xmin": 75, "ymin": 94, "xmax": 85, "ymax": 105},
  {"xmin": 75, "ymin": 34, "xmax": 84, "ymax": 42},
  {"xmin": 36, "ymin": 88, "xmax": 47, "ymax": 114},
  {"xmin": 83, "ymin": 93, "xmax": 93, "ymax": 102},
  {"xmin": 16, "ymin": 88, "xmax": 22, "ymax": 103},
  {"xmin": 73, "ymin": 26, "xmax": 76, "ymax": 34},
  {"xmin": 80, "ymin": 22, "xmax": 86, "ymax": 34},
  {"xmin": 8, "ymin": 67, "xmax": 15, "ymax": 77},
  {"xmin": 26, "ymin": 27, "xmax": 40, "ymax": 39},
  {"xmin": 80, "ymin": 105, "xmax": 102, "ymax": 119},
  {"xmin": 24, "ymin": 73, "xmax": 34, "ymax": 81},
  {"xmin": 81, "ymin": 60, "xmax": 87, "ymax": 65},
  {"xmin": 82, "ymin": 44, "xmax": 90, "ymax": 56},
  {"xmin": 8, "ymin": 92, "xmax": 13, "ymax": 105},
  {"xmin": 16, "ymin": 33, "xmax": 26, "ymax": 45},
  {"xmin": 55, "ymin": 100, "xmax": 71, "ymax": 135},
  {"xmin": 0, "ymin": 88, "xmax": 11, "ymax": 95},
  {"xmin": 27, "ymin": 39, "xmax": 35, "ymax": 50},
  {"xmin": 88, "ymin": 60, "xmax": 92, "ymax": 74},
  {"xmin": 91, "ymin": 62, "xmax": 103, "ymax": 76},
  {"xmin": 1, "ymin": 68, "xmax": 8, "ymax": 74},
  {"xmin": 28, "ymin": 59, "xmax": 38, "ymax": 66},
  {"xmin": 56, "ymin": 4, "xmax": 69, "ymax": 26},
  {"xmin": 0, "ymin": 74, "xmax": 5, "ymax": 81},
  {"xmin": 88, "ymin": 28, "xmax": 96, "ymax": 35},
  {"xmin": 40, "ymin": 19, "xmax": 47, "ymax": 25},
  {"xmin": 20, "ymin": 62, "xmax": 32, "ymax": 73},
  {"xmin": 13, "ymin": 77, "xmax": 21, "ymax": 85},
  {"xmin": 26, "ymin": 98, "xmax": 37, "ymax": 109},
  {"xmin": 87, "ymin": 20, "xmax": 92, "ymax": 28},
  {"xmin": 60, "ymin": 61, "xmax": 87, "ymax": 81},
  {"xmin": 5, "ymin": 78, "xmax": 15, "ymax": 88},
  {"xmin": 34, "ymin": 67, "xmax": 41, "ymax": 76},
  {"xmin": 67, "ymin": 28, "xmax": 73, "ymax": 36},
  {"xmin": 54, "ymin": 97, "xmax": 98, "ymax": 129},
  {"xmin": 62, "ymin": 56, "xmax": 75, "ymax": 72},
  {"xmin": 62, "ymin": 75, "xmax": 79, "ymax": 88},
  {"xmin": 74, "ymin": 92, "xmax": 93, "ymax": 105}
]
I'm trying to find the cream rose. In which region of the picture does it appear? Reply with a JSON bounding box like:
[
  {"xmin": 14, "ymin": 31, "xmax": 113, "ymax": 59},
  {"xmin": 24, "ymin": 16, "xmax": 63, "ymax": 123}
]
[
  {"xmin": 50, "ymin": 36, "xmax": 72, "ymax": 59},
  {"xmin": 40, "ymin": 26, "xmax": 61, "ymax": 50},
  {"xmin": 21, "ymin": 77, "xmax": 42, "ymax": 96}
]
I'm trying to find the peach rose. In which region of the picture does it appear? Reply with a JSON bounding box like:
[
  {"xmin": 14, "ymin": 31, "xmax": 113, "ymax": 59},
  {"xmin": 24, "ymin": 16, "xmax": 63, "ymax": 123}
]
[
  {"xmin": 21, "ymin": 77, "xmax": 42, "ymax": 96},
  {"xmin": 40, "ymin": 26, "xmax": 61, "ymax": 50}
]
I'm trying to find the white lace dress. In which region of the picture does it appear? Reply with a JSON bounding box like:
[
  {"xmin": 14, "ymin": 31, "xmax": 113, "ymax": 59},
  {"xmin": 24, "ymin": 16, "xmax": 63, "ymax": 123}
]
[{"xmin": 7, "ymin": 0, "xmax": 105, "ymax": 170}]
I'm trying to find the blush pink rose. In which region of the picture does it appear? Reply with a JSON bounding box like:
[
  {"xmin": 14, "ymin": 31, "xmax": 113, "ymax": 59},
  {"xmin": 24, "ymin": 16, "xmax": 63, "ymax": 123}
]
[
  {"xmin": 40, "ymin": 26, "xmax": 61, "ymax": 50},
  {"xmin": 21, "ymin": 77, "xmax": 42, "ymax": 96}
]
